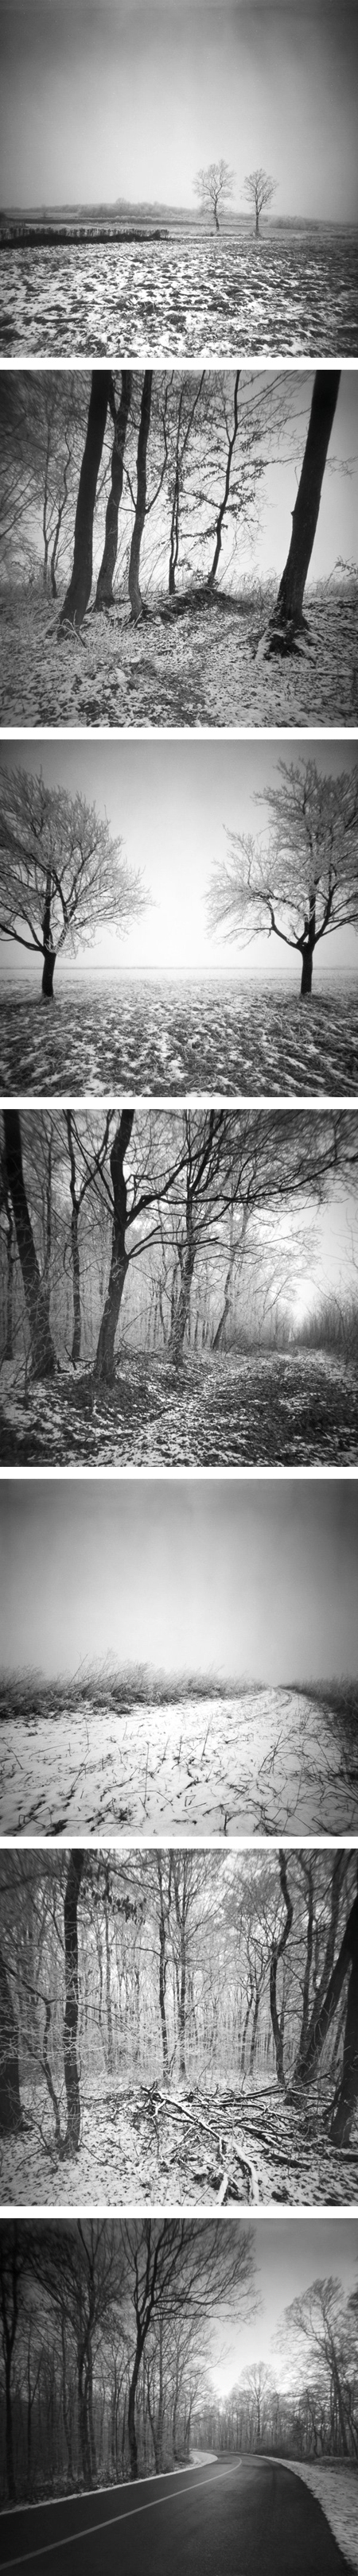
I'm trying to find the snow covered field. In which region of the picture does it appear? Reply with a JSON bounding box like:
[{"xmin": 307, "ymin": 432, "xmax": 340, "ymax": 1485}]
[
  {"xmin": 1, "ymin": 975, "xmax": 357, "ymax": 1100},
  {"xmin": 1, "ymin": 1686, "xmax": 355, "ymax": 1837},
  {"xmin": 1, "ymin": 226, "xmax": 357, "ymax": 357}
]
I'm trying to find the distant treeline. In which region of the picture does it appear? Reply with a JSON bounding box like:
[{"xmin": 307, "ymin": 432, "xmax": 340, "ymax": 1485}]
[{"xmin": 0, "ymin": 225, "xmax": 169, "ymax": 248}]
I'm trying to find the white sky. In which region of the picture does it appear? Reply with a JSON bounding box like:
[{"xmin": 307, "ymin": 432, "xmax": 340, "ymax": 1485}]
[
  {"xmin": 211, "ymin": 2217, "xmax": 357, "ymax": 2391},
  {"xmin": 1, "ymin": 2, "xmax": 357, "ymax": 217},
  {"xmin": 1, "ymin": 737, "xmax": 357, "ymax": 981},
  {"xmin": 1, "ymin": 1479, "xmax": 357, "ymax": 1685}
]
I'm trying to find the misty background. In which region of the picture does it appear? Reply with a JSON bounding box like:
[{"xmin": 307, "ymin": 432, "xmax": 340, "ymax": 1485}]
[
  {"xmin": 1, "ymin": 1478, "xmax": 357, "ymax": 1686},
  {"xmin": 1, "ymin": 1, "xmax": 357, "ymax": 219}
]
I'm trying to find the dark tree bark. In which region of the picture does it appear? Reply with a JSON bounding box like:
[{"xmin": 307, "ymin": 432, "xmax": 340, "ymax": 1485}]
[
  {"xmin": 267, "ymin": 372, "xmax": 340, "ymax": 651},
  {"xmin": 128, "ymin": 373, "xmax": 153, "ymax": 619},
  {"xmin": 269, "ymin": 1852, "xmax": 294, "ymax": 2085},
  {"xmin": 93, "ymin": 1109, "xmax": 134, "ymax": 1383},
  {"xmin": 0, "ymin": 1948, "xmax": 22, "ymax": 2136},
  {"xmin": 41, "ymin": 870, "xmax": 56, "ymax": 1003},
  {"xmin": 157, "ymin": 1858, "xmax": 169, "ymax": 2075},
  {"xmin": 295, "ymin": 1888, "xmax": 358, "ymax": 2110},
  {"xmin": 59, "ymin": 374, "xmax": 114, "ymax": 633},
  {"xmin": 65, "ymin": 1111, "xmax": 82, "ymax": 1368},
  {"xmin": 95, "ymin": 371, "xmax": 132, "ymax": 608},
  {"xmin": 62, "ymin": 1852, "xmax": 84, "ymax": 2157},
  {"xmin": 3, "ymin": 1110, "xmax": 56, "ymax": 1378},
  {"xmin": 331, "ymin": 1911, "xmax": 358, "ymax": 2147}
]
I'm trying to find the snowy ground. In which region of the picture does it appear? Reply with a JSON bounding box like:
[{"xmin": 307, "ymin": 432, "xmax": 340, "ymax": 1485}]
[
  {"xmin": 1, "ymin": 227, "xmax": 357, "ymax": 357},
  {"xmin": 280, "ymin": 2462, "xmax": 358, "ymax": 2571},
  {"xmin": 2, "ymin": 1350, "xmax": 358, "ymax": 1466},
  {"xmin": 1, "ymin": 584, "xmax": 357, "ymax": 730},
  {"xmin": 1, "ymin": 1686, "xmax": 356, "ymax": 1837},
  {"xmin": 1, "ymin": 975, "xmax": 357, "ymax": 1100},
  {"xmin": 2, "ymin": 2071, "xmax": 357, "ymax": 2211}
]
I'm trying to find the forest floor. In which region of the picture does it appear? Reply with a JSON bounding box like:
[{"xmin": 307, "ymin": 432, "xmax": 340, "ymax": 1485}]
[
  {"xmin": 1, "ymin": 1350, "xmax": 358, "ymax": 1468},
  {"xmin": 282, "ymin": 2464, "xmax": 358, "ymax": 2574},
  {"xmin": 1, "ymin": 582, "xmax": 357, "ymax": 729},
  {"xmin": 1, "ymin": 1684, "xmax": 356, "ymax": 1837},
  {"xmin": 2, "ymin": 975, "xmax": 357, "ymax": 1099},
  {"xmin": 2, "ymin": 2071, "xmax": 357, "ymax": 2209},
  {"xmin": 1, "ymin": 226, "xmax": 357, "ymax": 356}
]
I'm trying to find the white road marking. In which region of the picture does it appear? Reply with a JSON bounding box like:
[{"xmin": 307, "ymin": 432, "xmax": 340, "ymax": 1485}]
[{"xmin": 1, "ymin": 2462, "xmax": 242, "ymax": 2569}]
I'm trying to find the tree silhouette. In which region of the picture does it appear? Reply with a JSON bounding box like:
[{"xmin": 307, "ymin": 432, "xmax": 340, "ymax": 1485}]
[
  {"xmin": 193, "ymin": 161, "xmax": 233, "ymax": 232},
  {"xmin": 243, "ymin": 169, "xmax": 277, "ymax": 235}
]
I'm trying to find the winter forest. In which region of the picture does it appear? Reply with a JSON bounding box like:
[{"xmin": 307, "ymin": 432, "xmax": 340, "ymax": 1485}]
[
  {"xmin": 1, "ymin": 1106, "xmax": 358, "ymax": 1467},
  {"xmin": 1, "ymin": 1848, "xmax": 358, "ymax": 2207},
  {"xmin": 1, "ymin": 368, "xmax": 357, "ymax": 727}
]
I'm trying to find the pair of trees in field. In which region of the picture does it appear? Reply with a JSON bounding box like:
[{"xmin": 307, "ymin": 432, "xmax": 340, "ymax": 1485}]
[
  {"xmin": 194, "ymin": 162, "xmax": 277, "ymax": 235},
  {"xmin": 2, "ymin": 751, "xmax": 356, "ymax": 1007},
  {"xmin": 2, "ymin": 1106, "xmax": 356, "ymax": 1385}
]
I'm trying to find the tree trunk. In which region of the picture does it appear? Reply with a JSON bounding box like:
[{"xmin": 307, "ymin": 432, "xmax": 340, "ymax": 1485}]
[
  {"xmin": 208, "ymin": 371, "xmax": 240, "ymax": 589},
  {"xmin": 0, "ymin": 1947, "xmax": 22, "ymax": 2135},
  {"xmin": 62, "ymin": 1851, "xmax": 84, "ymax": 2156},
  {"xmin": 127, "ymin": 2346, "xmax": 142, "ymax": 2479},
  {"xmin": 294, "ymin": 1889, "xmax": 358, "ymax": 2092},
  {"xmin": 93, "ymin": 1109, "xmax": 134, "ymax": 1383},
  {"xmin": 169, "ymin": 1218, "xmax": 196, "ymax": 1366},
  {"xmin": 65, "ymin": 1115, "xmax": 82, "ymax": 1368},
  {"xmin": 41, "ymin": 871, "xmax": 56, "ymax": 1001},
  {"xmin": 300, "ymin": 941, "xmax": 313, "ymax": 996},
  {"xmin": 128, "ymin": 372, "xmax": 153, "ymax": 619},
  {"xmin": 59, "ymin": 373, "xmax": 114, "ymax": 632},
  {"xmin": 95, "ymin": 371, "xmax": 132, "ymax": 608},
  {"xmin": 268, "ymin": 372, "xmax": 340, "ymax": 650},
  {"xmin": 41, "ymin": 948, "xmax": 56, "ymax": 1001},
  {"xmin": 3, "ymin": 1110, "xmax": 56, "ymax": 1379},
  {"xmin": 330, "ymin": 1903, "xmax": 358, "ymax": 2146},
  {"xmin": 269, "ymin": 1853, "xmax": 293, "ymax": 2085}
]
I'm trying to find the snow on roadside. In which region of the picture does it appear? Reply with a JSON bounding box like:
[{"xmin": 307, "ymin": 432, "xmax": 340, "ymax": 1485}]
[{"xmin": 278, "ymin": 2460, "xmax": 358, "ymax": 2569}]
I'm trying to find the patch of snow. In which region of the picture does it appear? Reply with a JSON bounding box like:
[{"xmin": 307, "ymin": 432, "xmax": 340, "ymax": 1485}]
[{"xmin": 274, "ymin": 2459, "xmax": 358, "ymax": 2569}]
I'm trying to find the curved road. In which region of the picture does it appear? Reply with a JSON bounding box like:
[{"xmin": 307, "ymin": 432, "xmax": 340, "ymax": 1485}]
[{"xmin": 0, "ymin": 2458, "xmax": 348, "ymax": 2574}]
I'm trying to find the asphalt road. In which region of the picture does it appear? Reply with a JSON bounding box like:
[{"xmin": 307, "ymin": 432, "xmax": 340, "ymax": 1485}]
[{"xmin": 0, "ymin": 2458, "xmax": 348, "ymax": 2574}]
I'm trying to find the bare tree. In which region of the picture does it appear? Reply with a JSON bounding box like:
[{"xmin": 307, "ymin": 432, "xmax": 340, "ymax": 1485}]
[
  {"xmin": 193, "ymin": 161, "xmax": 233, "ymax": 233},
  {"xmin": 243, "ymin": 169, "xmax": 277, "ymax": 236},
  {"xmin": 208, "ymin": 758, "xmax": 358, "ymax": 999},
  {"xmin": 0, "ymin": 763, "xmax": 146, "ymax": 1003}
]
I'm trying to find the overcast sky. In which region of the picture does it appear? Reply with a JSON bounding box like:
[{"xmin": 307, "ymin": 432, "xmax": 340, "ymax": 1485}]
[
  {"xmin": 1, "ymin": 2, "xmax": 357, "ymax": 216},
  {"xmin": 212, "ymin": 2216, "xmax": 357, "ymax": 2389},
  {"xmin": 1, "ymin": 736, "xmax": 357, "ymax": 982},
  {"xmin": 1, "ymin": 1478, "xmax": 357, "ymax": 1685}
]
